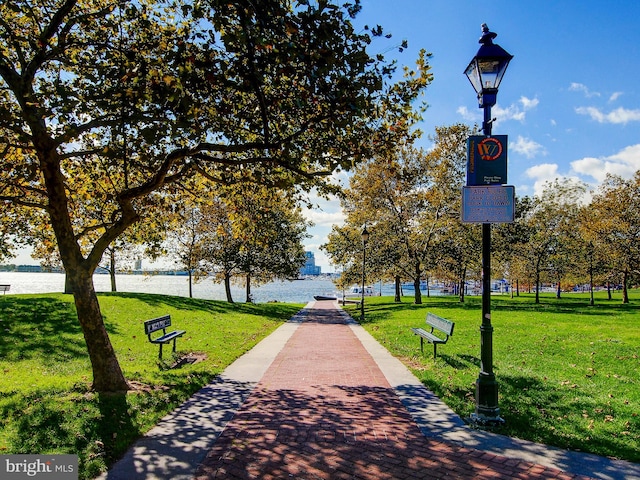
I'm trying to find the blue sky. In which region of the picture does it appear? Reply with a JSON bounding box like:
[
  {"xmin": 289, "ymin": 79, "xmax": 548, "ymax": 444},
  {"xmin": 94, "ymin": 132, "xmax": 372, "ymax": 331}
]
[{"xmin": 304, "ymin": 0, "xmax": 640, "ymax": 271}]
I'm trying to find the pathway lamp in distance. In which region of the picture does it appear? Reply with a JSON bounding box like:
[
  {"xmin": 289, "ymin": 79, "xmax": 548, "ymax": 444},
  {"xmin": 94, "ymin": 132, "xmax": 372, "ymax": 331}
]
[{"xmin": 360, "ymin": 225, "xmax": 369, "ymax": 321}]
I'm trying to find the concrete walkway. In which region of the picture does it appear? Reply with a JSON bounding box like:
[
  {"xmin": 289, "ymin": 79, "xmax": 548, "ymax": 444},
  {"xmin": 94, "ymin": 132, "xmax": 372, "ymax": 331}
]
[{"xmin": 100, "ymin": 301, "xmax": 640, "ymax": 479}]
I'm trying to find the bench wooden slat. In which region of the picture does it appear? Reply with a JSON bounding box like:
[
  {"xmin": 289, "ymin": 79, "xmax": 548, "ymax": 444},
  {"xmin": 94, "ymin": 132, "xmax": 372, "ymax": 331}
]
[
  {"xmin": 427, "ymin": 313, "xmax": 454, "ymax": 336},
  {"xmin": 411, "ymin": 328, "xmax": 446, "ymax": 344},
  {"xmin": 144, "ymin": 315, "xmax": 172, "ymax": 335},
  {"xmin": 150, "ymin": 330, "xmax": 186, "ymax": 344}
]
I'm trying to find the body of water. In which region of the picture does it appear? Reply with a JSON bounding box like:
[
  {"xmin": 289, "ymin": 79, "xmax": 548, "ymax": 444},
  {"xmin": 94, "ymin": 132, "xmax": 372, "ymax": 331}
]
[{"xmin": 0, "ymin": 272, "xmax": 399, "ymax": 304}]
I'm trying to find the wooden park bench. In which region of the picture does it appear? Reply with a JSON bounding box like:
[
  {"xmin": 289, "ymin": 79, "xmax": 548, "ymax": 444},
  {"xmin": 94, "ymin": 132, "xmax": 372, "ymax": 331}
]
[
  {"xmin": 144, "ymin": 315, "xmax": 186, "ymax": 360},
  {"xmin": 0, "ymin": 285, "xmax": 9, "ymax": 294},
  {"xmin": 411, "ymin": 312, "xmax": 455, "ymax": 359}
]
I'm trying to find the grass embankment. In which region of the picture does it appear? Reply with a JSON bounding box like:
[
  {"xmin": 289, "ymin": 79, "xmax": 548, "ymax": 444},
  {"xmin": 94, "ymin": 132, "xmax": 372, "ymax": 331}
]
[
  {"xmin": 346, "ymin": 291, "xmax": 640, "ymax": 464},
  {"xmin": 0, "ymin": 292, "xmax": 302, "ymax": 479}
]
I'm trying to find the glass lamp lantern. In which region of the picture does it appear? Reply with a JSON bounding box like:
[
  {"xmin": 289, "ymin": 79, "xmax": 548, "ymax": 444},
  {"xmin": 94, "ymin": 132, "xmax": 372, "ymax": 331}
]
[
  {"xmin": 361, "ymin": 225, "xmax": 370, "ymax": 243},
  {"xmin": 464, "ymin": 24, "xmax": 513, "ymax": 108}
]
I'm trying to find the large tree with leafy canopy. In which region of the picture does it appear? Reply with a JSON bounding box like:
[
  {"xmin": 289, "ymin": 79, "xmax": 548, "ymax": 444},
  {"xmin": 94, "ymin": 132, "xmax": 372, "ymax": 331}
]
[
  {"xmin": 325, "ymin": 124, "xmax": 467, "ymax": 305},
  {"xmin": 196, "ymin": 182, "xmax": 310, "ymax": 303},
  {"xmin": 0, "ymin": 0, "xmax": 429, "ymax": 391},
  {"xmin": 585, "ymin": 172, "xmax": 640, "ymax": 303}
]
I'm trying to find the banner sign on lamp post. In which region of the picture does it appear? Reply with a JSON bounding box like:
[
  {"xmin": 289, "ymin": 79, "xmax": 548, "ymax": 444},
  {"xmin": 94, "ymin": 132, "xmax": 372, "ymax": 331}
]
[{"xmin": 466, "ymin": 135, "xmax": 508, "ymax": 185}]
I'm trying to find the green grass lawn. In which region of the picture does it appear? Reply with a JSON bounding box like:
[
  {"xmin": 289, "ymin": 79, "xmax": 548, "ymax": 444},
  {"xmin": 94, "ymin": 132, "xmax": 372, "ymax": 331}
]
[
  {"xmin": 0, "ymin": 292, "xmax": 302, "ymax": 479},
  {"xmin": 1, "ymin": 290, "xmax": 639, "ymax": 479},
  {"xmin": 346, "ymin": 290, "xmax": 640, "ymax": 464}
]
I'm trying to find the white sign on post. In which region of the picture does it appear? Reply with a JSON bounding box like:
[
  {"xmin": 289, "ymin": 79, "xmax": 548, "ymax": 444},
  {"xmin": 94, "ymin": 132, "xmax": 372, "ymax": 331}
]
[{"xmin": 461, "ymin": 185, "xmax": 515, "ymax": 223}]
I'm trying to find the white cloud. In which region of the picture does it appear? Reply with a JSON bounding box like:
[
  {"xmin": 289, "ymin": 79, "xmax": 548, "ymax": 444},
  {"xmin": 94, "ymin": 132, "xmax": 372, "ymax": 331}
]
[
  {"xmin": 493, "ymin": 96, "xmax": 538, "ymax": 124},
  {"xmin": 576, "ymin": 106, "xmax": 640, "ymax": 124},
  {"xmin": 569, "ymin": 82, "xmax": 601, "ymax": 98},
  {"xmin": 519, "ymin": 96, "xmax": 539, "ymax": 110},
  {"xmin": 303, "ymin": 206, "xmax": 344, "ymax": 228},
  {"xmin": 571, "ymin": 144, "xmax": 640, "ymax": 182},
  {"xmin": 493, "ymin": 103, "xmax": 525, "ymax": 122},
  {"xmin": 609, "ymin": 91, "xmax": 623, "ymax": 102},
  {"xmin": 519, "ymin": 163, "xmax": 591, "ymax": 201},
  {"xmin": 457, "ymin": 95, "xmax": 538, "ymax": 126},
  {"xmin": 570, "ymin": 157, "xmax": 602, "ymax": 179},
  {"xmin": 524, "ymin": 163, "xmax": 560, "ymax": 196},
  {"xmin": 300, "ymin": 185, "xmax": 346, "ymax": 270},
  {"xmin": 456, "ymin": 105, "xmax": 478, "ymax": 123},
  {"xmin": 519, "ymin": 144, "xmax": 640, "ymax": 199},
  {"xmin": 510, "ymin": 135, "xmax": 546, "ymax": 159},
  {"xmin": 525, "ymin": 163, "xmax": 558, "ymax": 180}
]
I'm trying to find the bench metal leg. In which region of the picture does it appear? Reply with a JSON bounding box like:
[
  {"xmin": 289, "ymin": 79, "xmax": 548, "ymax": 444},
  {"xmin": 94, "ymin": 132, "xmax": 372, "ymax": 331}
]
[
  {"xmin": 417, "ymin": 336, "xmax": 440, "ymax": 359},
  {"xmin": 156, "ymin": 339, "xmax": 179, "ymax": 360}
]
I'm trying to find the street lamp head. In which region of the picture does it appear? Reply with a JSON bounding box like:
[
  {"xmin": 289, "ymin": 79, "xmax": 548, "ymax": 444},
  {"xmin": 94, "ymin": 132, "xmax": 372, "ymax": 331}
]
[
  {"xmin": 464, "ymin": 24, "xmax": 513, "ymax": 108},
  {"xmin": 361, "ymin": 225, "xmax": 370, "ymax": 243}
]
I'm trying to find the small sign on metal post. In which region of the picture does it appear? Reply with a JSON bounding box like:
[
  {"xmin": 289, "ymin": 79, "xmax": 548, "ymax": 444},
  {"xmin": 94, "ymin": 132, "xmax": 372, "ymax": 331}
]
[
  {"xmin": 467, "ymin": 135, "xmax": 508, "ymax": 185},
  {"xmin": 461, "ymin": 185, "xmax": 515, "ymax": 223}
]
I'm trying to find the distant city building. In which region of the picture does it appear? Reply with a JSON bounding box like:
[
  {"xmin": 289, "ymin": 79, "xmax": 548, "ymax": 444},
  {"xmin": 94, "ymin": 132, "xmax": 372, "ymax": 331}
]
[{"xmin": 300, "ymin": 251, "xmax": 321, "ymax": 276}]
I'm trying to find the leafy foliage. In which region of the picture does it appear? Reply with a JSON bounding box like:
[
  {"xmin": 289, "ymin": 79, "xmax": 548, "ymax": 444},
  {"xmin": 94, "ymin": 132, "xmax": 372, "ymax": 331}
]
[
  {"xmin": 584, "ymin": 172, "xmax": 640, "ymax": 303},
  {"xmin": 0, "ymin": 0, "xmax": 430, "ymax": 391},
  {"xmin": 197, "ymin": 183, "xmax": 310, "ymax": 302},
  {"xmin": 323, "ymin": 124, "xmax": 472, "ymax": 303}
]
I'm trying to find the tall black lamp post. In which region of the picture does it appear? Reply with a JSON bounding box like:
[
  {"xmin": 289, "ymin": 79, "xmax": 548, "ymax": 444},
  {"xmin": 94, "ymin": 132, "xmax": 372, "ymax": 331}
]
[
  {"xmin": 360, "ymin": 225, "xmax": 369, "ymax": 321},
  {"xmin": 464, "ymin": 24, "xmax": 512, "ymax": 426}
]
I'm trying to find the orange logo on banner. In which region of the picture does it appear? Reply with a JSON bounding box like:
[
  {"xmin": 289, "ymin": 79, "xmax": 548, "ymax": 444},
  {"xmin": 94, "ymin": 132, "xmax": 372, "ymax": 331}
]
[{"xmin": 477, "ymin": 137, "xmax": 503, "ymax": 161}]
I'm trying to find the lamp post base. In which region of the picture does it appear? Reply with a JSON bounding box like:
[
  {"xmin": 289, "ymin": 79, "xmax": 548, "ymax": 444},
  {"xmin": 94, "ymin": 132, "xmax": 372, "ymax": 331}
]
[
  {"xmin": 469, "ymin": 412, "xmax": 505, "ymax": 428},
  {"xmin": 471, "ymin": 373, "xmax": 505, "ymax": 428}
]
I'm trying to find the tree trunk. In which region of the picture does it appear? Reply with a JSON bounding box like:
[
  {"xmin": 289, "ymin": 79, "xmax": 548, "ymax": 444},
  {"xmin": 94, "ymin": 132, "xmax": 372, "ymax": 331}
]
[
  {"xmin": 622, "ymin": 270, "xmax": 629, "ymax": 304},
  {"xmin": 37, "ymin": 115, "xmax": 131, "ymax": 393},
  {"xmin": 394, "ymin": 275, "xmax": 401, "ymax": 303},
  {"xmin": 458, "ymin": 267, "xmax": 466, "ymax": 303},
  {"xmin": 224, "ymin": 272, "xmax": 234, "ymax": 303},
  {"xmin": 413, "ymin": 262, "xmax": 422, "ymax": 305},
  {"xmin": 70, "ymin": 269, "xmax": 129, "ymax": 392},
  {"xmin": 556, "ymin": 277, "xmax": 561, "ymax": 299},
  {"xmin": 64, "ymin": 274, "xmax": 73, "ymax": 294},
  {"xmin": 109, "ymin": 250, "xmax": 117, "ymax": 292},
  {"xmin": 246, "ymin": 274, "xmax": 252, "ymax": 303}
]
